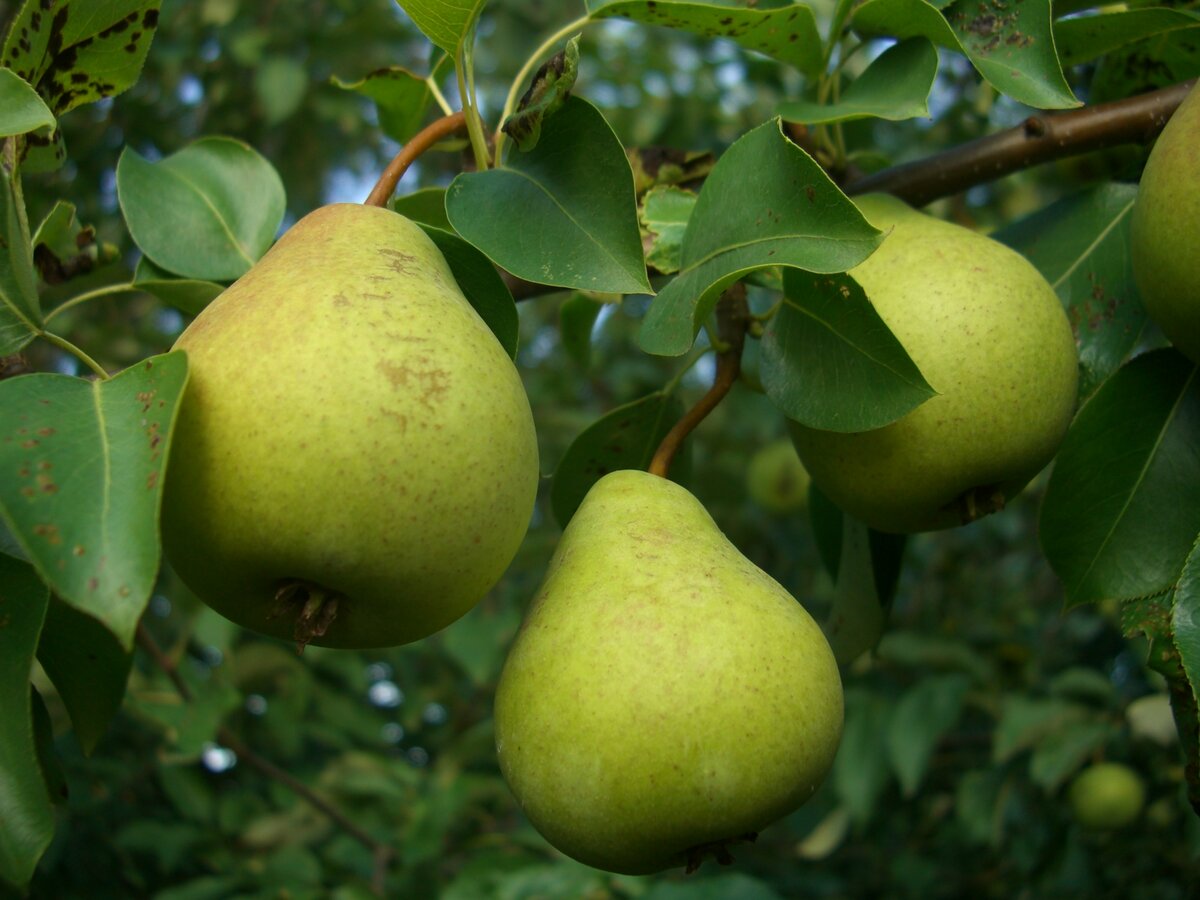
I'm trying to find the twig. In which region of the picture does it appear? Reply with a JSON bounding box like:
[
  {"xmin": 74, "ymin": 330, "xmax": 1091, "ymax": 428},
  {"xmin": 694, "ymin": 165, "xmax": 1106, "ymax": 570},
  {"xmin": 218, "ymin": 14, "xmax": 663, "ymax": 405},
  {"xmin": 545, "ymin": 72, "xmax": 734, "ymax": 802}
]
[
  {"xmin": 647, "ymin": 284, "xmax": 749, "ymax": 477},
  {"xmin": 846, "ymin": 79, "xmax": 1196, "ymax": 207},
  {"xmin": 135, "ymin": 623, "xmax": 398, "ymax": 895},
  {"xmin": 364, "ymin": 110, "xmax": 467, "ymax": 208}
]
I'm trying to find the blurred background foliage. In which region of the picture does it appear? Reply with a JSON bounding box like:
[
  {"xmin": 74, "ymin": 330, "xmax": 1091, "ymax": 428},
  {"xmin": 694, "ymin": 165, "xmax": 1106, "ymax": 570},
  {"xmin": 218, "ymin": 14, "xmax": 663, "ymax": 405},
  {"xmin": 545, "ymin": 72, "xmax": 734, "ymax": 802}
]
[{"xmin": 5, "ymin": 0, "xmax": 1200, "ymax": 896}]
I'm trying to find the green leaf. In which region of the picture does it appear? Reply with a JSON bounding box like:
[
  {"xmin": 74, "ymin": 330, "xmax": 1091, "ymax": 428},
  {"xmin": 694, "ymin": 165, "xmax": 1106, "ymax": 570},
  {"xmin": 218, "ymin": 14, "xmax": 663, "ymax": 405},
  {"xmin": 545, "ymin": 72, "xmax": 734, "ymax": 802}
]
[
  {"xmin": 448, "ymin": 97, "xmax": 650, "ymax": 294},
  {"xmin": 834, "ymin": 687, "xmax": 894, "ymax": 825},
  {"xmin": 550, "ymin": 391, "xmax": 688, "ymax": 528},
  {"xmin": 117, "ymin": 136, "xmax": 286, "ymax": 281},
  {"xmin": 0, "ymin": 67, "xmax": 54, "ymax": 137},
  {"xmin": 1040, "ymin": 350, "xmax": 1200, "ymax": 606},
  {"xmin": 1028, "ymin": 719, "xmax": 1112, "ymax": 792},
  {"xmin": 641, "ymin": 185, "xmax": 696, "ymax": 276},
  {"xmin": 993, "ymin": 696, "xmax": 1089, "ymax": 762},
  {"xmin": 1055, "ymin": 9, "xmax": 1200, "ymax": 69},
  {"xmin": 0, "ymin": 158, "xmax": 41, "ymax": 355},
  {"xmin": 0, "ymin": 352, "xmax": 190, "ymax": 650},
  {"xmin": 421, "ymin": 225, "xmax": 519, "ymax": 359},
  {"xmin": 588, "ymin": 0, "xmax": 824, "ymax": 79},
  {"xmin": 995, "ymin": 183, "xmax": 1145, "ymax": 400},
  {"xmin": 778, "ymin": 38, "xmax": 938, "ymax": 125},
  {"xmin": 36, "ymin": 595, "xmax": 133, "ymax": 755},
  {"xmin": 133, "ymin": 257, "xmax": 225, "ymax": 317},
  {"xmin": 559, "ymin": 293, "xmax": 605, "ymax": 368},
  {"xmin": 391, "ymin": 187, "xmax": 451, "ymax": 231},
  {"xmin": 332, "ymin": 56, "xmax": 451, "ymax": 144},
  {"xmin": 638, "ymin": 120, "xmax": 882, "ymax": 357},
  {"xmin": 852, "ymin": 0, "xmax": 1079, "ymax": 109},
  {"xmin": 956, "ymin": 769, "xmax": 1008, "ymax": 847},
  {"xmin": 1174, "ymin": 533, "xmax": 1200, "ymax": 752},
  {"xmin": 886, "ymin": 674, "xmax": 969, "ymax": 796},
  {"xmin": 1, "ymin": 0, "xmax": 162, "ymax": 116},
  {"xmin": 501, "ymin": 34, "xmax": 580, "ymax": 152},
  {"xmin": 440, "ymin": 601, "xmax": 521, "ymax": 686},
  {"xmin": 130, "ymin": 667, "xmax": 241, "ymax": 759},
  {"xmin": 642, "ymin": 873, "xmax": 783, "ymax": 900},
  {"xmin": 0, "ymin": 554, "xmax": 53, "ymax": 891},
  {"xmin": 396, "ymin": 0, "xmax": 487, "ymax": 54},
  {"xmin": 823, "ymin": 514, "xmax": 905, "ymax": 666},
  {"xmin": 762, "ymin": 270, "xmax": 935, "ymax": 432},
  {"xmin": 253, "ymin": 56, "xmax": 307, "ymax": 125}
]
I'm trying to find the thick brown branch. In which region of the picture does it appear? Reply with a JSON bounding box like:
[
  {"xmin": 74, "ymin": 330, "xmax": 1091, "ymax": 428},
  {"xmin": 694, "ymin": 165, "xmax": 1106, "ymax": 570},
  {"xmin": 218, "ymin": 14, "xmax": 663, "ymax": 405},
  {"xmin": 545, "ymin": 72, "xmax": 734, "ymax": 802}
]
[
  {"xmin": 364, "ymin": 111, "xmax": 467, "ymax": 208},
  {"xmin": 135, "ymin": 623, "xmax": 397, "ymax": 895},
  {"xmin": 846, "ymin": 79, "xmax": 1196, "ymax": 207},
  {"xmin": 648, "ymin": 285, "xmax": 749, "ymax": 478}
]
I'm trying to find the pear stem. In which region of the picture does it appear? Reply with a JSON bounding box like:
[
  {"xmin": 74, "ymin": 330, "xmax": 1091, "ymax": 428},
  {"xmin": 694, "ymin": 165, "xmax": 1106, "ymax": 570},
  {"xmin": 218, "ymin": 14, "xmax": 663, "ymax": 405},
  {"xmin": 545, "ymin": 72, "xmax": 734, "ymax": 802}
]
[
  {"xmin": 648, "ymin": 284, "xmax": 749, "ymax": 478},
  {"xmin": 364, "ymin": 111, "xmax": 468, "ymax": 208}
]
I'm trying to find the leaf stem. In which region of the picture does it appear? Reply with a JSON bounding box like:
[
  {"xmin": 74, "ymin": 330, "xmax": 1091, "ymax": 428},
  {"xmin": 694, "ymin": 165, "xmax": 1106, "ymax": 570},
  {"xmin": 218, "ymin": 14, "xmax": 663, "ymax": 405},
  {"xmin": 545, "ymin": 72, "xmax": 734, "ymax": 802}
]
[
  {"xmin": 457, "ymin": 37, "xmax": 492, "ymax": 173},
  {"xmin": 364, "ymin": 111, "xmax": 467, "ymax": 207},
  {"xmin": 38, "ymin": 331, "xmax": 108, "ymax": 379},
  {"xmin": 44, "ymin": 283, "xmax": 140, "ymax": 324},
  {"xmin": 426, "ymin": 71, "xmax": 454, "ymax": 116},
  {"xmin": 493, "ymin": 15, "xmax": 590, "ymax": 166}
]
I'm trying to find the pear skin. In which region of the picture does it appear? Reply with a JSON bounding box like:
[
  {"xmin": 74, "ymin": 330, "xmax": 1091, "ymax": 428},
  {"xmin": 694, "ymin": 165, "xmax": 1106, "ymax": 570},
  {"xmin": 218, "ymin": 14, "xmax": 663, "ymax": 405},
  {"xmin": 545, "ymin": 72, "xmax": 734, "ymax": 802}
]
[
  {"xmin": 789, "ymin": 194, "xmax": 1079, "ymax": 533},
  {"xmin": 162, "ymin": 204, "xmax": 539, "ymax": 648},
  {"xmin": 1132, "ymin": 82, "xmax": 1200, "ymax": 363},
  {"xmin": 494, "ymin": 470, "xmax": 843, "ymax": 875}
]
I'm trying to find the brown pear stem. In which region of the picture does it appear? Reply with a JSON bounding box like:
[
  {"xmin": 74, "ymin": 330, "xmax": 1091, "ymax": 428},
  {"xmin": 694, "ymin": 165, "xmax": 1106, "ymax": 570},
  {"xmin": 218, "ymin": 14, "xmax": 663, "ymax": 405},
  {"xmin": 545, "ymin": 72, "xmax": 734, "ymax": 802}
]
[
  {"xmin": 648, "ymin": 285, "xmax": 749, "ymax": 478},
  {"xmin": 364, "ymin": 110, "xmax": 467, "ymax": 208}
]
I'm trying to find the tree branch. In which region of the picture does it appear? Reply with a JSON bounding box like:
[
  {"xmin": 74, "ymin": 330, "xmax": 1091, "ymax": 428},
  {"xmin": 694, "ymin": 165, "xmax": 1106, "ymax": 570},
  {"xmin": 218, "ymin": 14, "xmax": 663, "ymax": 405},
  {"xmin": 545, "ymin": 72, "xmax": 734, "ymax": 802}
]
[
  {"xmin": 135, "ymin": 623, "xmax": 397, "ymax": 896},
  {"xmin": 364, "ymin": 111, "xmax": 467, "ymax": 208},
  {"xmin": 846, "ymin": 79, "xmax": 1196, "ymax": 206}
]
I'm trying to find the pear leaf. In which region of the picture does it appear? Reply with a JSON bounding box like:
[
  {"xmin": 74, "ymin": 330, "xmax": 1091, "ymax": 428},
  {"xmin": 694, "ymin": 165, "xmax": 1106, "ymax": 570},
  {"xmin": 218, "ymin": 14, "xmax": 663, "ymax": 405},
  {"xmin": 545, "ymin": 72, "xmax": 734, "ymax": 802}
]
[
  {"xmin": 392, "ymin": 187, "xmax": 451, "ymax": 231},
  {"xmin": 395, "ymin": 0, "xmax": 487, "ymax": 55},
  {"xmin": 778, "ymin": 38, "xmax": 937, "ymax": 125},
  {"xmin": 420, "ymin": 225, "xmax": 519, "ymax": 359},
  {"xmin": 132, "ymin": 257, "xmax": 225, "ymax": 317},
  {"xmin": 559, "ymin": 293, "xmax": 606, "ymax": 368},
  {"xmin": 0, "ymin": 67, "xmax": 54, "ymax": 137},
  {"xmin": 640, "ymin": 186, "xmax": 696, "ymax": 276},
  {"xmin": 0, "ymin": 352, "xmax": 190, "ymax": 650},
  {"xmin": 1055, "ymin": 9, "xmax": 1200, "ymax": 69},
  {"xmin": 886, "ymin": 675, "xmax": 970, "ymax": 796},
  {"xmin": 0, "ymin": 554, "xmax": 53, "ymax": 891},
  {"xmin": 117, "ymin": 137, "xmax": 286, "ymax": 282},
  {"xmin": 822, "ymin": 512, "xmax": 906, "ymax": 666},
  {"xmin": 448, "ymin": 97, "xmax": 651, "ymax": 295},
  {"xmin": 501, "ymin": 34, "xmax": 580, "ymax": 152},
  {"xmin": 1174, "ymin": 535, "xmax": 1200, "ymax": 772},
  {"xmin": 588, "ymin": 0, "xmax": 824, "ymax": 79},
  {"xmin": 1040, "ymin": 349, "xmax": 1200, "ymax": 607},
  {"xmin": 331, "ymin": 54, "xmax": 452, "ymax": 144},
  {"xmin": 638, "ymin": 120, "xmax": 882, "ymax": 357},
  {"xmin": 0, "ymin": 158, "xmax": 41, "ymax": 355}
]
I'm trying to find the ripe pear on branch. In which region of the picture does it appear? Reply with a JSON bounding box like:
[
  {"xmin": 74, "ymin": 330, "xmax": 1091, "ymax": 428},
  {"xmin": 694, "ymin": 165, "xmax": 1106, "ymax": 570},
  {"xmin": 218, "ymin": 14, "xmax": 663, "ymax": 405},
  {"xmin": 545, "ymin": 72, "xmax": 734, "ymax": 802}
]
[{"xmin": 161, "ymin": 203, "xmax": 539, "ymax": 649}]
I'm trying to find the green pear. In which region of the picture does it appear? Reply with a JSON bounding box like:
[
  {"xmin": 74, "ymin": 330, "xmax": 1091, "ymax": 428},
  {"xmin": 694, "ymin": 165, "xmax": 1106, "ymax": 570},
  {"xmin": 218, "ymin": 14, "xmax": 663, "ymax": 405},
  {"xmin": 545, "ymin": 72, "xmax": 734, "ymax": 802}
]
[
  {"xmin": 161, "ymin": 204, "xmax": 539, "ymax": 648},
  {"xmin": 1131, "ymin": 82, "xmax": 1200, "ymax": 363},
  {"xmin": 788, "ymin": 194, "xmax": 1078, "ymax": 533},
  {"xmin": 746, "ymin": 438, "xmax": 810, "ymax": 514},
  {"xmin": 1068, "ymin": 762, "xmax": 1146, "ymax": 830},
  {"xmin": 494, "ymin": 470, "xmax": 843, "ymax": 875}
]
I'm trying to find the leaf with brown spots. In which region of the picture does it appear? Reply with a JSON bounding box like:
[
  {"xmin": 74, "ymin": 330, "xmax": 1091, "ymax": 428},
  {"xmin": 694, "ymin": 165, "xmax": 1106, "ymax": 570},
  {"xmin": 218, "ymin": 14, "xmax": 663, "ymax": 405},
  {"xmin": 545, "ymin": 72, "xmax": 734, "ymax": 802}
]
[{"xmin": 0, "ymin": 350, "xmax": 188, "ymax": 650}]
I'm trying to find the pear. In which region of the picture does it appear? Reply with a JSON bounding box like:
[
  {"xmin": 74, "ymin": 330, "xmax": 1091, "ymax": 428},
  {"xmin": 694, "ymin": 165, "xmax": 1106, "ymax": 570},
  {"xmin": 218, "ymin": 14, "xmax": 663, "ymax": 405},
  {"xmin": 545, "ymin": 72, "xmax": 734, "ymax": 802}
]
[
  {"xmin": 746, "ymin": 438, "xmax": 810, "ymax": 514},
  {"xmin": 161, "ymin": 204, "xmax": 539, "ymax": 648},
  {"xmin": 1068, "ymin": 762, "xmax": 1146, "ymax": 830},
  {"xmin": 1131, "ymin": 81, "xmax": 1200, "ymax": 363},
  {"xmin": 494, "ymin": 470, "xmax": 843, "ymax": 875},
  {"xmin": 788, "ymin": 194, "xmax": 1078, "ymax": 533}
]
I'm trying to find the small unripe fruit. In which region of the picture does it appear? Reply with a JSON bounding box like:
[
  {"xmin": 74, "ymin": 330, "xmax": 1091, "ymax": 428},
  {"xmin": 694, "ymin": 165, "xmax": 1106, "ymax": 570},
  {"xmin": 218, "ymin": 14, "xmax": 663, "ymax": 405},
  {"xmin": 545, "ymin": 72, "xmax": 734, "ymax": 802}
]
[
  {"xmin": 1068, "ymin": 762, "xmax": 1146, "ymax": 830},
  {"xmin": 746, "ymin": 439, "xmax": 811, "ymax": 514}
]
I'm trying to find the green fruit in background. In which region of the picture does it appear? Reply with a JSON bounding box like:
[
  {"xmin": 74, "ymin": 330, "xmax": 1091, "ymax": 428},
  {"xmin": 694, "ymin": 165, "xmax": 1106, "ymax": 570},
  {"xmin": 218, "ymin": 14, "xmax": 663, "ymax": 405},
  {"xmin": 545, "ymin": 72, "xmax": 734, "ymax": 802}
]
[
  {"xmin": 1068, "ymin": 762, "xmax": 1146, "ymax": 830},
  {"xmin": 161, "ymin": 204, "xmax": 539, "ymax": 648},
  {"xmin": 746, "ymin": 438, "xmax": 810, "ymax": 514},
  {"xmin": 1131, "ymin": 81, "xmax": 1200, "ymax": 363},
  {"xmin": 494, "ymin": 470, "xmax": 843, "ymax": 875},
  {"xmin": 788, "ymin": 194, "xmax": 1079, "ymax": 534}
]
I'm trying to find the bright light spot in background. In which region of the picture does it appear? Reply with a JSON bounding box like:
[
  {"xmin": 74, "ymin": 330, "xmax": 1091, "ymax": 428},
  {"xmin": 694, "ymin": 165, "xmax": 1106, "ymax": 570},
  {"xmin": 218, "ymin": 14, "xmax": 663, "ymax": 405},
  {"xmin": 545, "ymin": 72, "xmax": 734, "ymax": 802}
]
[
  {"xmin": 422, "ymin": 702, "xmax": 448, "ymax": 726},
  {"xmin": 407, "ymin": 747, "xmax": 430, "ymax": 767},
  {"xmin": 151, "ymin": 595, "xmax": 172, "ymax": 617},
  {"xmin": 382, "ymin": 723, "xmax": 405, "ymax": 744},
  {"xmin": 366, "ymin": 662, "xmax": 392, "ymax": 681},
  {"xmin": 201, "ymin": 742, "xmax": 237, "ymax": 773},
  {"xmin": 178, "ymin": 75, "xmax": 204, "ymax": 106},
  {"xmin": 368, "ymin": 680, "xmax": 404, "ymax": 709},
  {"xmin": 245, "ymin": 694, "xmax": 268, "ymax": 716}
]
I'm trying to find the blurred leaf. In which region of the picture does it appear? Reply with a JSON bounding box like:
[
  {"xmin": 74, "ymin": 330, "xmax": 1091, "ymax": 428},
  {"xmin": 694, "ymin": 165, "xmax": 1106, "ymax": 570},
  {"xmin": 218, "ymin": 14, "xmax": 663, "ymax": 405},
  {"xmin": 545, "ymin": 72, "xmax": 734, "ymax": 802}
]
[
  {"xmin": 114, "ymin": 819, "xmax": 206, "ymax": 874},
  {"xmin": 956, "ymin": 769, "xmax": 1008, "ymax": 847},
  {"xmin": 131, "ymin": 670, "xmax": 241, "ymax": 759},
  {"xmin": 0, "ymin": 554, "xmax": 53, "ymax": 891},
  {"xmin": 0, "ymin": 67, "xmax": 54, "ymax": 137},
  {"xmin": 253, "ymin": 56, "xmax": 307, "ymax": 125},
  {"xmin": 36, "ymin": 595, "xmax": 132, "ymax": 754},
  {"xmin": 501, "ymin": 34, "xmax": 580, "ymax": 152},
  {"xmin": 392, "ymin": 187, "xmax": 451, "ymax": 230},
  {"xmin": 30, "ymin": 687, "xmax": 66, "ymax": 807},
  {"xmin": 550, "ymin": 391, "xmax": 687, "ymax": 527},
  {"xmin": 1090, "ymin": 23, "xmax": 1200, "ymax": 101},
  {"xmin": 440, "ymin": 600, "xmax": 521, "ymax": 686},
  {"xmin": 642, "ymin": 873, "xmax": 784, "ymax": 899},
  {"xmin": 641, "ymin": 185, "xmax": 696, "ymax": 275},
  {"xmin": 589, "ymin": 0, "xmax": 823, "ymax": 78},
  {"xmin": 1126, "ymin": 692, "xmax": 1179, "ymax": 747},
  {"xmin": 1, "ymin": 1, "xmax": 163, "ymax": 116},
  {"xmin": 834, "ymin": 687, "xmax": 894, "ymax": 825},
  {"xmin": 996, "ymin": 183, "xmax": 1145, "ymax": 399},
  {"xmin": 809, "ymin": 482, "xmax": 842, "ymax": 580},
  {"xmin": 852, "ymin": 0, "xmax": 1079, "ymax": 109},
  {"xmin": 1040, "ymin": 349, "xmax": 1200, "ymax": 606},
  {"xmin": 157, "ymin": 764, "xmax": 217, "ymax": 824},
  {"xmin": 421, "ymin": 225, "xmax": 519, "ymax": 358},
  {"xmin": 1045, "ymin": 667, "xmax": 1115, "ymax": 705},
  {"xmin": 778, "ymin": 38, "xmax": 937, "ymax": 124},
  {"xmin": 1055, "ymin": 9, "xmax": 1200, "ymax": 68},
  {"xmin": 887, "ymin": 674, "xmax": 970, "ymax": 796},
  {"xmin": 823, "ymin": 514, "xmax": 906, "ymax": 665},
  {"xmin": 1029, "ymin": 719, "xmax": 1112, "ymax": 791},
  {"xmin": 0, "ymin": 160, "xmax": 41, "ymax": 355},
  {"xmin": 332, "ymin": 56, "xmax": 451, "ymax": 144},
  {"xmin": 0, "ymin": 352, "xmax": 188, "ymax": 649},
  {"xmin": 117, "ymin": 137, "xmax": 286, "ymax": 281},
  {"xmin": 448, "ymin": 97, "xmax": 650, "ymax": 294},
  {"xmin": 638, "ymin": 120, "xmax": 882, "ymax": 356},
  {"xmin": 559, "ymin": 292, "xmax": 605, "ymax": 367},
  {"xmin": 993, "ymin": 696, "xmax": 1089, "ymax": 762},
  {"xmin": 763, "ymin": 270, "xmax": 934, "ymax": 431},
  {"xmin": 1174, "ymin": 533, "xmax": 1200, "ymax": 756},
  {"xmin": 876, "ymin": 631, "xmax": 995, "ymax": 684},
  {"xmin": 795, "ymin": 806, "xmax": 851, "ymax": 860},
  {"xmin": 155, "ymin": 877, "xmax": 247, "ymax": 900},
  {"xmin": 397, "ymin": 0, "xmax": 487, "ymax": 54},
  {"xmin": 133, "ymin": 257, "xmax": 225, "ymax": 316}
]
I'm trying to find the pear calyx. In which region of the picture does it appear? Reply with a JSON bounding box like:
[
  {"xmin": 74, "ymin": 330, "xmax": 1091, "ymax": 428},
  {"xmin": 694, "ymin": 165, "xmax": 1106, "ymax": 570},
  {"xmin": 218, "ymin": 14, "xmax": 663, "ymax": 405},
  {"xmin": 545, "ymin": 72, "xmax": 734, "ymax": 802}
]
[{"xmin": 271, "ymin": 580, "xmax": 341, "ymax": 652}]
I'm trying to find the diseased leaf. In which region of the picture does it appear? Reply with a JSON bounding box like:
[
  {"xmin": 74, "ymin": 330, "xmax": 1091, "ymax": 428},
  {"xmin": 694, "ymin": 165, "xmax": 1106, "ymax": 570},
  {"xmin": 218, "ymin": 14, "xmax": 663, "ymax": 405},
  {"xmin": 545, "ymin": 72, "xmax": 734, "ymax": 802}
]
[
  {"xmin": 640, "ymin": 186, "xmax": 695, "ymax": 276},
  {"xmin": 0, "ymin": 352, "xmax": 189, "ymax": 650},
  {"xmin": 331, "ymin": 55, "xmax": 452, "ymax": 144},
  {"xmin": 501, "ymin": 35, "xmax": 580, "ymax": 152},
  {"xmin": 1056, "ymin": 9, "xmax": 1200, "ymax": 69}
]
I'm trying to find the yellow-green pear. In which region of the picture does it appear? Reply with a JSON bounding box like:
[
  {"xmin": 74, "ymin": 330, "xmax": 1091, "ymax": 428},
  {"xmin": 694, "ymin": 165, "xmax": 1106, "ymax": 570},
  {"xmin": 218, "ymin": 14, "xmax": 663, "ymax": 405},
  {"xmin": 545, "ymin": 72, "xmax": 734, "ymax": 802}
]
[
  {"xmin": 746, "ymin": 438, "xmax": 810, "ymax": 514},
  {"xmin": 161, "ymin": 204, "xmax": 539, "ymax": 648},
  {"xmin": 1068, "ymin": 762, "xmax": 1146, "ymax": 830},
  {"xmin": 1131, "ymin": 82, "xmax": 1200, "ymax": 363},
  {"xmin": 494, "ymin": 470, "xmax": 843, "ymax": 875},
  {"xmin": 788, "ymin": 194, "xmax": 1078, "ymax": 533}
]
